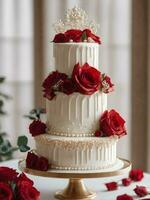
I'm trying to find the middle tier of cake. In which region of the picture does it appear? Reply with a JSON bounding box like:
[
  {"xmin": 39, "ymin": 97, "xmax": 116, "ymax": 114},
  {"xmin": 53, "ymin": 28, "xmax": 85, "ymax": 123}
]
[{"xmin": 46, "ymin": 92, "xmax": 107, "ymax": 137}]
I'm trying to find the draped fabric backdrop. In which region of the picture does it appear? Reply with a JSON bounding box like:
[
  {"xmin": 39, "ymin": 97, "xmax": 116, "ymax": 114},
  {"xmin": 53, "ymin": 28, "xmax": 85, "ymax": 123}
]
[{"xmin": 1, "ymin": 0, "xmax": 150, "ymax": 171}]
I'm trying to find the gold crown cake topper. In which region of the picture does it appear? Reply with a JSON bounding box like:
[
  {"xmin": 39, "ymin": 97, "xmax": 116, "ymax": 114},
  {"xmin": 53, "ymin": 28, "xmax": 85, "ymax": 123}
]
[{"xmin": 53, "ymin": 6, "xmax": 99, "ymax": 34}]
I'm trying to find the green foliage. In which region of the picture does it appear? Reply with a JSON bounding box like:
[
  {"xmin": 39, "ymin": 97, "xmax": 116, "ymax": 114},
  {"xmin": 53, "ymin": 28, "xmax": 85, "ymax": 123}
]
[
  {"xmin": 0, "ymin": 77, "xmax": 30, "ymax": 162},
  {"xmin": 17, "ymin": 136, "xmax": 30, "ymax": 152},
  {"xmin": 24, "ymin": 108, "xmax": 46, "ymax": 120}
]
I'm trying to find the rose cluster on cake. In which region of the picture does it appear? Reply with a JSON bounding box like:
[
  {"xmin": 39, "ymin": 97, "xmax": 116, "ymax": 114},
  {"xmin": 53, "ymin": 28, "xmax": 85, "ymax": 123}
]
[{"xmin": 42, "ymin": 63, "xmax": 114, "ymax": 100}]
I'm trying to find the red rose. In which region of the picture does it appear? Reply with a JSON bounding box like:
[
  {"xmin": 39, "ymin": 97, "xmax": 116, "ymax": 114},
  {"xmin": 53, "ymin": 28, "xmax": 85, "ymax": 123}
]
[
  {"xmin": 36, "ymin": 157, "xmax": 49, "ymax": 171},
  {"xmin": 101, "ymin": 74, "xmax": 114, "ymax": 93},
  {"xmin": 100, "ymin": 109, "xmax": 126, "ymax": 137},
  {"xmin": 26, "ymin": 152, "xmax": 39, "ymax": 169},
  {"xmin": 0, "ymin": 182, "xmax": 13, "ymax": 200},
  {"xmin": 65, "ymin": 29, "xmax": 82, "ymax": 42},
  {"xmin": 116, "ymin": 194, "xmax": 133, "ymax": 200},
  {"xmin": 17, "ymin": 173, "xmax": 33, "ymax": 186},
  {"xmin": 129, "ymin": 169, "xmax": 144, "ymax": 181},
  {"xmin": 17, "ymin": 181, "xmax": 40, "ymax": 200},
  {"xmin": 26, "ymin": 152, "xmax": 49, "ymax": 171},
  {"xmin": 42, "ymin": 71, "xmax": 68, "ymax": 100},
  {"xmin": 105, "ymin": 182, "xmax": 118, "ymax": 191},
  {"xmin": 61, "ymin": 79, "xmax": 76, "ymax": 95},
  {"xmin": 72, "ymin": 63, "xmax": 101, "ymax": 95},
  {"xmin": 53, "ymin": 33, "xmax": 69, "ymax": 43},
  {"xmin": 134, "ymin": 185, "xmax": 148, "ymax": 197},
  {"xmin": 82, "ymin": 29, "xmax": 101, "ymax": 44},
  {"xmin": 29, "ymin": 120, "xmax": 46, "ymax": 136},
  {"xmin": 94, "ymin": 130, "xmax": 103, "ymax": 137},
  {"xmin": 122, "ymin": 178, "xmax": 132, "ymax": 186},
  {"xmin": 0, "ymin": 167, "xmax": 18, "ymax": 182}
]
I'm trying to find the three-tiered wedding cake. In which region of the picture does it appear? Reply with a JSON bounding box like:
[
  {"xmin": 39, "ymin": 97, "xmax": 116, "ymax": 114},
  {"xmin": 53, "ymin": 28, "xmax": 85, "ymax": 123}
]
[{"xmin": 28, "ymin": 7, "xmax": 127, "ymax": 171}]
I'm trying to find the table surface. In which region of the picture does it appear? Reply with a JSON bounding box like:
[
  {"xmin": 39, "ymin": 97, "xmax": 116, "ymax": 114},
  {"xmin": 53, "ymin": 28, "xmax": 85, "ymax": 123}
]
[{"xmin": 0, "ymin": 159, "xmax": 150, "ymax": 200}]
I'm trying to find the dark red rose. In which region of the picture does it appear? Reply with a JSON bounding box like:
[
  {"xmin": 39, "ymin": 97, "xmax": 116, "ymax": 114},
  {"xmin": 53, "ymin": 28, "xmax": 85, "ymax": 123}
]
[
  {"xmin": 53, "ymin": 33, "xmax": 69, "ymax": 43},
  {"xmin": 100, "ymin": 109, "xmax": 126, "ymax": 137},
  {"xmin": 105, "ymin": 182, "xmax": 118, "ymax": 191},
  {"xmin": 72, "ymin": 63, "xmax": 101, "ymax": 95},
  {"xmin": 116, "ymin": 194, "xmax": 133, "ymax": 200},
  {"xmin": 29, "ymin": 120, "xmax": 46, "ymax": 137},
  {"xmin": 134, "ymin": 185, "xmax": 148, "ymax": 197},
  {"xmin": 122, "ymin": 178, "xmax": 132, "ymax": 186},
  {"xmin": 61, "ymin": 79, "xmax": 76, "ymax": 95},
  {"xmin": 26, "ymin": 152, "xmax": 39, "ymax": 169},
  {"xmin": 0, "ymin": 182, "xmax": 13, "ymax": 200},
  {"xmin": 36, "ymin": 157, "xmax": 49, "ymax": 171},
  {"xmin": 82, "ymin": 29, "xmax": 101, "ymax": 44},
  {"xmin": 17, "ymin": 181, "xmax": 40, "ymax": 200},
  {"xmin": 65, "ymin": 29, "xmax": 82, "ymax": 42},
  {"xmin": 129, "ymin": 169, "xmax": 144, "ymax": 181},
  {"xmin": 42, "ymin": 71, "xmax": 68, "ymax": 100},
  {"xmin": 17, "ymin": 173, "xmax": 33, "ymax": 186},
  {"xmin": 101, "ymin": 74, "xmax": 114, "ymax": 93},
  {"xmin": 0, "ymin": 167, "xmax": 18, "ymax": 182},
  {"xmin": 94, "ymin": 130, "xmax": 103, "ymax": 137}
]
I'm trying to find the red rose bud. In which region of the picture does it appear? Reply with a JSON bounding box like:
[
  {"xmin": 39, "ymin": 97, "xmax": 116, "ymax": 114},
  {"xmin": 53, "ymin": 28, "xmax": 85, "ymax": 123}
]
[
  {"xmin": 122, "ymin": 178, "xmax": 132, "ymax": 186},
  {"xmin": 65, "ymin": 29, "xmax": 82, "ymax": 42},
  {"xmin": 36, "ymin": 157, "xmax": 49, "ymax": 171},
  {"xmin": 17, "ymin": 181, "xmax": 40, "ymax": 200},
  {"xmin": 26, "ymin": 152, "xmax": 39, "ymax": 169},
  {"xmin": 100, "ymin": 109, "xmax": 127, "ymax": 137},
  {"xmin": 29, "ymin": 120, "xmax": 46, "ymax": 137},
  {"xmin": 129, "ymin": 169, "xmax": 144, "ymax": 181},
  {"xmin": 42, "ymin": 71, "xmax": 68, "ymax": 100},
  {"xmin": 101, "ymin": 75, "xmax": 114, "ymax": 93},
  {"xmin": 116, "ymin": 194, "xmax": 133, "ymax": 200},
  {"xmin": 72, "ymin": 63, "xmax": 101, "ymax": 95},
  {"xmin": 53, "ymin": 33, "xmax": 69, "ymax": 43},
  {"xmin": 0, "ymin": 167, "xmax": 18, "ymax": 182},
  {"xmin": 134, "ymin": 185, "xmax": 148, "ymax": 197},
  {"xmin": 105, "ymin": 181, "xmax": 118, "ymax": 191},
  {"xmin": 82, "ymin": 29, "xmax": 101, "ymax": 44},
  {"xmin": 0, "ymin": 182, "xmax": 13, "ymax": 200},
  {"xmin": 61, "ymin": 79, "xmax": 76, "ymax": 95},
  {"xmin": 95, "ymin": 130, "xmax": 103, "ymax": 137}
]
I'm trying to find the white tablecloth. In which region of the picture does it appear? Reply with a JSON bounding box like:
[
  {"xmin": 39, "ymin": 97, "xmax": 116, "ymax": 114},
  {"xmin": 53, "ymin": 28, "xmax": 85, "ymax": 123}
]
[{"xmin": 0, "ymin": 159, "xmax": 150, "ymax": 200}]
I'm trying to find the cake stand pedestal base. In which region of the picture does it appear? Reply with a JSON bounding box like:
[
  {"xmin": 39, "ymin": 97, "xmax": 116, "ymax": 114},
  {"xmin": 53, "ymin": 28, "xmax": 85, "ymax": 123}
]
[{"xmin": 55, "ymin": 178, "xmax": 96, "ymax": 200}]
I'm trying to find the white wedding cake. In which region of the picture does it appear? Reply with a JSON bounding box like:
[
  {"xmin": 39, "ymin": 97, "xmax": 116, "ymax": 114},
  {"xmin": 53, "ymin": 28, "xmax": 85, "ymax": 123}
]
[{"xmin": 29, "ymin": 7, "xmax": 127, "ymax": 171}]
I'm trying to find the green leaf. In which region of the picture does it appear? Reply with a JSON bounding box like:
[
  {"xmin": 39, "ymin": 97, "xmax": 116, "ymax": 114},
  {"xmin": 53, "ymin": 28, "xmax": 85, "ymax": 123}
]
[
  {"xmin": 19, "ymin": 145, "xmax": 30, "ymax": 152},
  {"xmin": 0, "ymin": 140, "xmax": 12, "ymax": 155},
  {"xmin": 0, "ymin": 136, "xmax": 3, "ymax": 144},
  {"xmin": 30, "ymin": 109, "xmax": 37, "ymax": 115},
  {"xmin": 81, "ymin": 31, "xmax": 87, "ymax": 41},
  {"xmin": 23, "ymin": 115, "xmax": 36, "ymax": 120},
  {"xmin": 17, "ymin": 136, "xmax": 28, "ymax": 146},
  {"xmin": 0, "ymin": 77, "xmax": 5, "ymax": 83}
]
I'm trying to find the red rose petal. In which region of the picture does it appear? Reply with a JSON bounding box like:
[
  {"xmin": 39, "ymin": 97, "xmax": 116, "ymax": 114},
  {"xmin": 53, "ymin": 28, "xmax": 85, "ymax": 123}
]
[
  {"xmin": 116, "ymin": 194, "xmax": 133, "ymax": 200},
  {"xmin": 129, "ymin": 169, "xmax": 144, "ymax": 181},
  {"xmin": 105, "ymin": 181, "xmax": 118, "ymax": 191}
]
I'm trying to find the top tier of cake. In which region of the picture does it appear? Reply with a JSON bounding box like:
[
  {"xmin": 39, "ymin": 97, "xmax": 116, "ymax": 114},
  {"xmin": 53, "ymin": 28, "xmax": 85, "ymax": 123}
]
[{"xmin": 53, "ymin": 43, "xmax": 99, "ymax": 75}]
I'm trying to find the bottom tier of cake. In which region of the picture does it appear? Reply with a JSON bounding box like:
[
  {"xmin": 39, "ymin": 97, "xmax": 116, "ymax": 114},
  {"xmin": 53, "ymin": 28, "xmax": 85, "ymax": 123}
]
[{"xmin": 35, "ymin": 135, "xmax": 118, "ymax": 170}]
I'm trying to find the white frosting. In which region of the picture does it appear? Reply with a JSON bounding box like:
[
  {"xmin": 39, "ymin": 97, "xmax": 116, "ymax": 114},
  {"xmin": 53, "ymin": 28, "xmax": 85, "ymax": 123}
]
[
  {"xmin": 35, "ymin": 135, "xmax": 118, "ymax": 170},
  {"xmin": 53, "ymin": 43, "xmax": 99, "ymax": 75},
  {"xmin": 46, "ymin": 92, "xmax": 107, "ymax": 137}
]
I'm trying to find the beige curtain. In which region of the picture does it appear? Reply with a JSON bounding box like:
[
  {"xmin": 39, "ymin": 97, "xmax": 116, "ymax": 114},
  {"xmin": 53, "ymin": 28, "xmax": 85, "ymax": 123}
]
[{"xmin": 132, "ymin": 0, "xmax": 150, "ymax": 171}]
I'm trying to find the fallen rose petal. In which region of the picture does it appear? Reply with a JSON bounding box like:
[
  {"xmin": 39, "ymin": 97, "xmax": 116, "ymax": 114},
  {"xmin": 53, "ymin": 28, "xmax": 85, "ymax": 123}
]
[
  {"xmin": 129, "ymin": 169, "xmax": 144, "ymax": 181},
  {"xmin": 134, "ymin": 185, "xmax": 148, "ymax": 197},
  {"xmin": 105, "ymin": 181, "xmax": 118, "ymax": 191},
  {"xmin": 116, "ymin": 194, "xmax": 133, "ymax": 200},
  {"xmin": 122, "ymin": 178, "xmax": 132, "ymax": 186}
]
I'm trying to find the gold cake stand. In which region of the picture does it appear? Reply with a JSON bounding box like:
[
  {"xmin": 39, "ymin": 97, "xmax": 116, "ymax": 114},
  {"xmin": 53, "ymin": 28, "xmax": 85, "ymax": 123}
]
[{"xmin": 19, "ymin": 158, "xmax": 131, "ymax": 200}]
